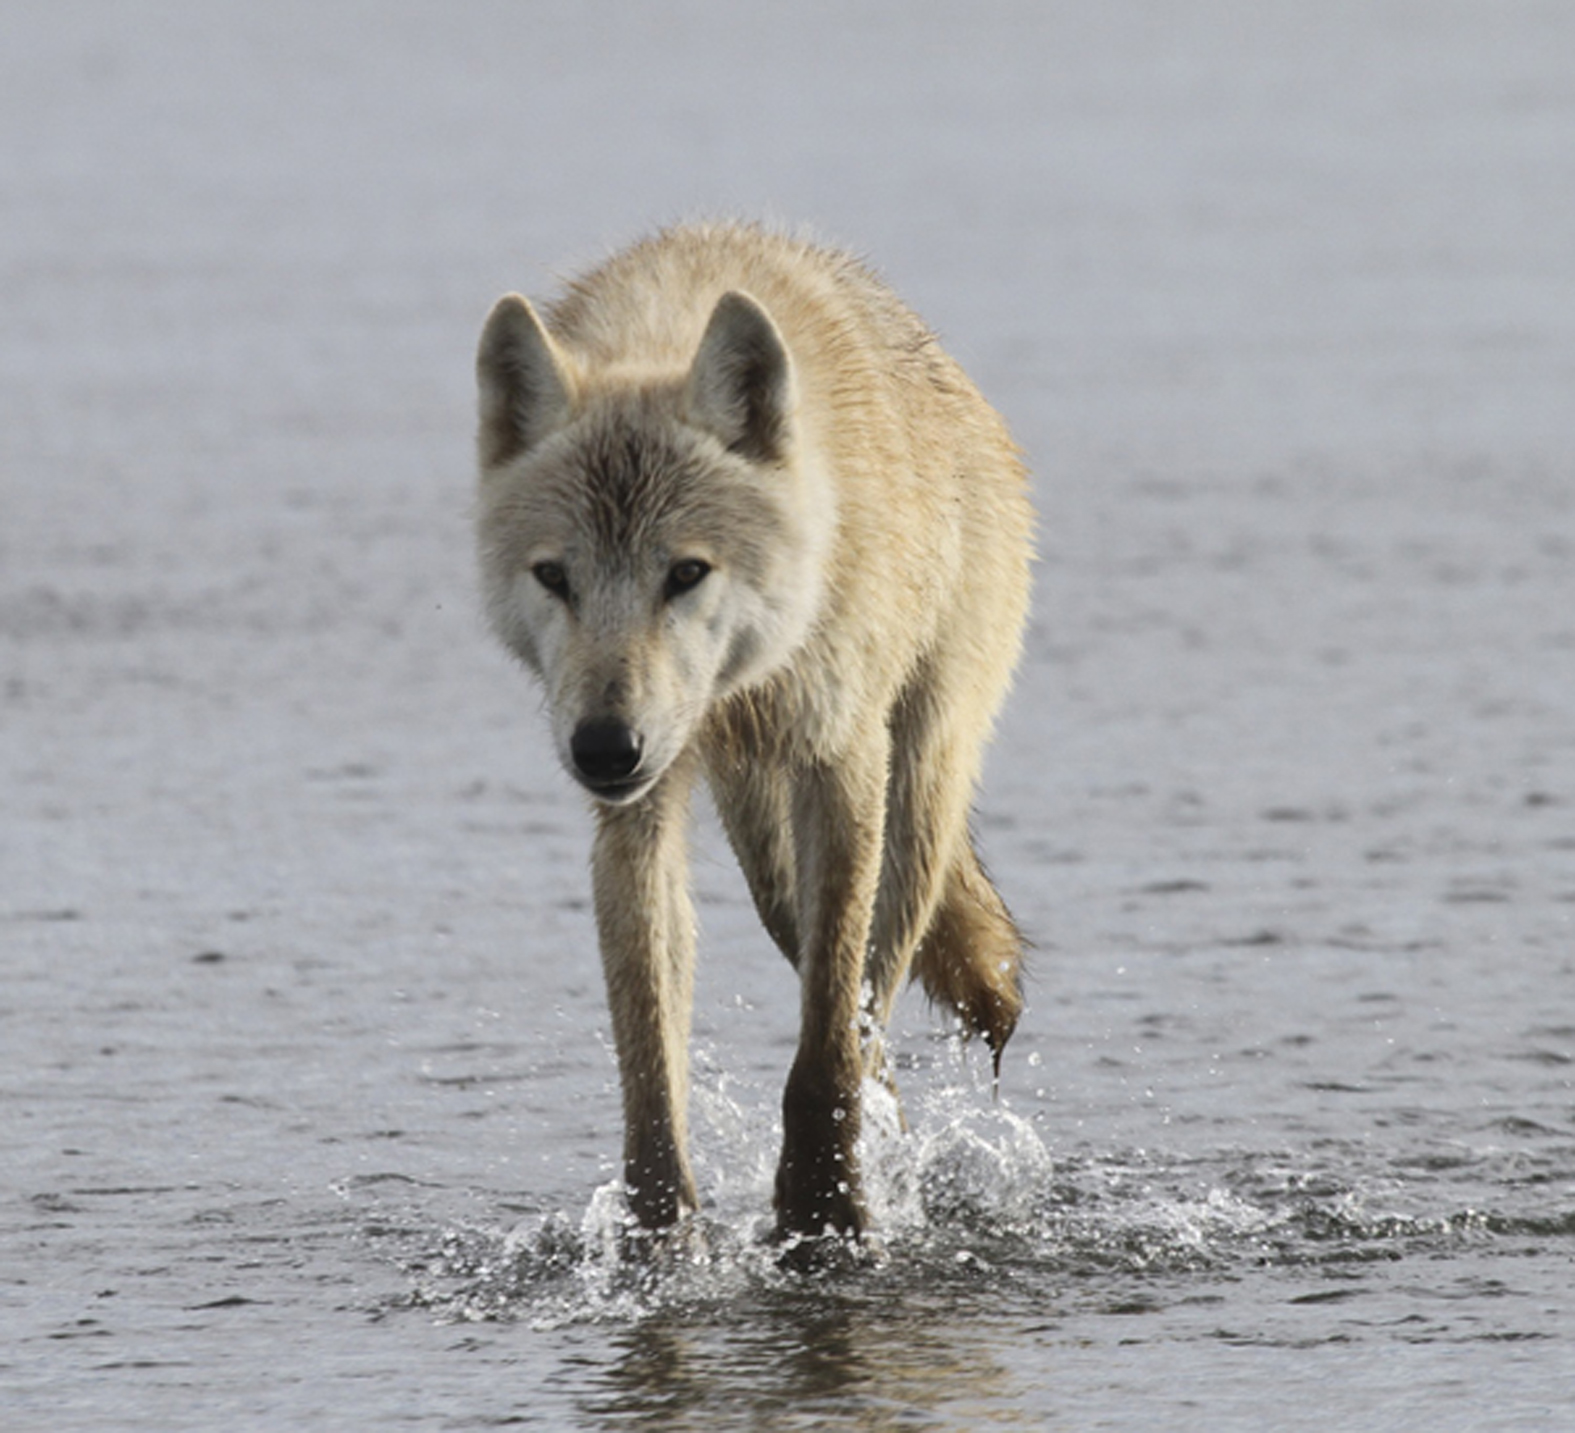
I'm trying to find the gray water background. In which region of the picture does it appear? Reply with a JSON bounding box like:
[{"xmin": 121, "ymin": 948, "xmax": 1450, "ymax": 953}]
[{"xmin": 3, "ymin": 3, "xmax": 1573, "ymax": 1428}]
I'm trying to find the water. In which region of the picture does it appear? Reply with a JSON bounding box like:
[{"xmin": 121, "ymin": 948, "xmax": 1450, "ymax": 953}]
[{"xmin": 4, "ymin": 3, "xmax": 1574, "ymax": 1428}]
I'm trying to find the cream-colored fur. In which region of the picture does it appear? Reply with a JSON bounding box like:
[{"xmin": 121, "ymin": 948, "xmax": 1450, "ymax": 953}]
[{"xmin": 476, "ymin": 223, "xmax": 1032, "ymax": 1244}]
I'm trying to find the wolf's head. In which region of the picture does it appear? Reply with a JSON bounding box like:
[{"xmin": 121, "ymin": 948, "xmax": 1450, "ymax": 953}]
[{"xmin": 476, "ymin": 289, "xmax": 832, "ymax": 804}]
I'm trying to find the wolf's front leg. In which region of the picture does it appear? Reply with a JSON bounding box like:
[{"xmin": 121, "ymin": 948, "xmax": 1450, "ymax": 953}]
[
  {"xmin": 776, "ymin": 738, "xmax": 889, "ymax": 1240},
  {"xmin": 591, "ymin": 761, "xmax": 699, "ymax": 1229}
]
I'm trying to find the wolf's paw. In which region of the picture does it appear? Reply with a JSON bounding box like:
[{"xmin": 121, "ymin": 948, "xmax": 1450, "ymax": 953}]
[
  {"xmin": 772, "ymin": 1224, "xmax": 886, "ymax": 1275},
  {"xmin": 774, "ymin": 1156, "xmax": 868, "ymax": 1237},
  {"xmin": 617, "ymin": 1208, "xmax": 711, "ymax": 1268}
]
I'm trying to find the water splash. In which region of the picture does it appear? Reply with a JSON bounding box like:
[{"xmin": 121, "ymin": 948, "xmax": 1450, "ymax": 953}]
[{"xmin": 380, "ymin": 1057, "xmax": 1552, "ymax": 1328}]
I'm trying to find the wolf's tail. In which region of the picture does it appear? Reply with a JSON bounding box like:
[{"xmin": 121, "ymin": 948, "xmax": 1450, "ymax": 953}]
[{"xmin": 911, "ymin": 840, "xmax": 1026, "ymax": 1075}]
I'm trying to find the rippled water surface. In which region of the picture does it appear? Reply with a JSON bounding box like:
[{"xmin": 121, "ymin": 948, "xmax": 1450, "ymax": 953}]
[{"xmin": 4, "ymin": 4, "xmax": 1574, "ymax": 1429}]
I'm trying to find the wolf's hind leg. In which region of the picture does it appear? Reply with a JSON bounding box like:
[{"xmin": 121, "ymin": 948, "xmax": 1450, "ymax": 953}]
[
  {"xmin": 865, "ymin": 680, "xmax": 978, "ymax": 1027},
  {"xmin": 868, "ymin": 678, "xmax": 1025, "ymax": 1070},
  {"xmin": 706, "ymin": 746, "xmax": 800, "ymax": 966}
]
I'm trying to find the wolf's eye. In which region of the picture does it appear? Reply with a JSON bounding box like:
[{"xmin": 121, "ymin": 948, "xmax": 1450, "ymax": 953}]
[
  {"xmin": 532, "ymin": 561, "xmax": 570, "ymax": 598},
  {"xmin": 665, "ymin": 559, "xmax": 711, "ymax": 599}
]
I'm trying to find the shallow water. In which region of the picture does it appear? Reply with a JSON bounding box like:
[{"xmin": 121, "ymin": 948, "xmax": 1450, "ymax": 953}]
[{"xmin": 4, "ymin": 3, "xmax": 1574, "ymax": 1429}]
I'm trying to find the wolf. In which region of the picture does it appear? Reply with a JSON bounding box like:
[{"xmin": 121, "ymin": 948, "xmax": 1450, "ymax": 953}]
[{"xmin": 475, "ymin": 223, "xmax": 1032, "ymax": 1245}]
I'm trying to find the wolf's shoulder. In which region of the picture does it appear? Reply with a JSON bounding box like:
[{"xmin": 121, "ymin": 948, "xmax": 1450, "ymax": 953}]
[{"xmin": 544, "ymin": 222, "xmax": 931, "ymax": 371}]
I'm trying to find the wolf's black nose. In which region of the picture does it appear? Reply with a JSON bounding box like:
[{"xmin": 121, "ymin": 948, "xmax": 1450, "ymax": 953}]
[{"xmin": 571, "ymin": 719, "xmax": 643, "ymax": 783}]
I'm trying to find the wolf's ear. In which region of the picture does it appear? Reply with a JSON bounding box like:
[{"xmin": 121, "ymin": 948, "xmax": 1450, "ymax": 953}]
[
  {"xmin": 477, "ymin": 294, "xmax": 573, "ymax": 469},
  {"xmin": 686, "ymin": 291, "xmax": 796, "ymax": 464}
]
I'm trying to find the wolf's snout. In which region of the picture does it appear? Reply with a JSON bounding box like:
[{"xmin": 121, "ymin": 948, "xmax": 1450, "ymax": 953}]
[{"xmin": 570, "ymin": 718, "xmax": 643, "ymax": 784}]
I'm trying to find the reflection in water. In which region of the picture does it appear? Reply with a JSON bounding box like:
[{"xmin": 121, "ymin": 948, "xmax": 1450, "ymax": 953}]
[
  {"xmin": 579, "ymin": 1294, "xmax": 1037, "ymax": 1430},
  {"xmin": 383, "ymin": 1081, "xmax": 1575, "ymax": 1429}
]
